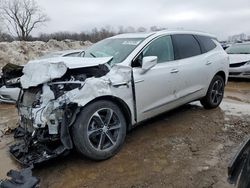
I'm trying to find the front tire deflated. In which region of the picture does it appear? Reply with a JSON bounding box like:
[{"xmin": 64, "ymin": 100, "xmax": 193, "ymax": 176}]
[{"xmin": 72, "ymin": 100, "xmax": 127, "ymax": 160}]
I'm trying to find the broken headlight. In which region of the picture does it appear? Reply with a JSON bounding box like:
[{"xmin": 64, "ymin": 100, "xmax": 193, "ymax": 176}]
[{"xmin": 49, "ymin": 82, "xmax": 82, "ymax": 98}]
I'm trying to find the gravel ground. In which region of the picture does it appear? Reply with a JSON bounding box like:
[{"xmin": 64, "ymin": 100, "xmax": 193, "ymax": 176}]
[{"xmin": 0, "ymin": 79, "xmax": 249, "ymax": 188}]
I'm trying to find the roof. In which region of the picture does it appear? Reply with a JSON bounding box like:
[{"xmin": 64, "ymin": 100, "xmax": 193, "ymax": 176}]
[
  {"xmin": 111, "ymin": 29, "xmax": 217, "ymax": 39},
  {"xmin": 110, "ymin": 32, "xmax": 155, "ymax": 39}
]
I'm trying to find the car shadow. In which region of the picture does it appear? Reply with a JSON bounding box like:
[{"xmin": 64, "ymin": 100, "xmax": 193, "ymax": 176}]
[{"xmin": 228, "ymin": 77, "xmax": 250, "ymax": 82}]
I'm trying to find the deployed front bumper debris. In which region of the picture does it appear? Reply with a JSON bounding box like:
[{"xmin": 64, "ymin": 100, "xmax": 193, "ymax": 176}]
[
  {"xmin": 9, "ymin": 139, "xmax": 70, "ymax": 166},
  {"xmin": 228, "ymin": 137, "xmax": 250, "ymax": 188},
  {"xmin": 10, "ymin": 110, "xmax": 73, "ymax": 166},
  {"xmin": 0, "ymin": 166, "xmax": 39, "ymax": 188}
]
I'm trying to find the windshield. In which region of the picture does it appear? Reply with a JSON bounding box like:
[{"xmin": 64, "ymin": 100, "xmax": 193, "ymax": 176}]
[
  {"xmin": 84, "ymin": 38, "xmax": 143, "ymax": 64},
  {"xmin": 226, "ymin": 43, "xmax": 250, "ymax": 54}
]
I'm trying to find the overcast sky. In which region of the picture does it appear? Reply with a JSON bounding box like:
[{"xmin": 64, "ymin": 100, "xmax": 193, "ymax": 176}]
[{"xmin": 36, "ymin": 0, "xmax": 250, "ymax": 40}]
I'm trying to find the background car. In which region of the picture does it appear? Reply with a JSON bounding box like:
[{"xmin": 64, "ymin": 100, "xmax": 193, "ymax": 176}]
[
  {"xmin": 38, "ymin": 49, "xmax": 85, "ymax": 59},
  {"xmin": 0, "ymin": 49, "xmax": 85, "ymax": 103},
  {"xmin": 226, "ymin": 42, "xmax": 250, "ymax": 78},
  {"xmin": 0, "ymin": 86, "xmax": 20, "ymax": 103}
]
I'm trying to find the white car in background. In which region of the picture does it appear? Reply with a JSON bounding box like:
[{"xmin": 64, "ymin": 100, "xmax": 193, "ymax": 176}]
[
  {"xmin": 226, "ymin": 42, "xmax": 250, "ymax": 78},
  {"xmin": 0, "ymin": 49, "xmax": 85, "ymax": 103},
  {"xmin": 39, "ymin": 49, "xmax": 85, "ymax": 59},
  {"xmin": 7, "ymin": 30, "xmax": 229, "ymax": 165},
  {"xmin": 0, "ymin": 86, "xmax": 20, "ymax": 103}
]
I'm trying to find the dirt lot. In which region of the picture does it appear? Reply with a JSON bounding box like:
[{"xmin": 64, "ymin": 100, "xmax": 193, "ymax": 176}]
[{"xmin": 0, "ymin": 79, "xmax": 249, "ymax": 188}]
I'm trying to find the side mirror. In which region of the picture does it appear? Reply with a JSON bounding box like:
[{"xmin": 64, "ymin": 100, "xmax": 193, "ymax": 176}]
[{"xmin": 141, "ymin": 56, "xmax": 157, "ymax": 74}]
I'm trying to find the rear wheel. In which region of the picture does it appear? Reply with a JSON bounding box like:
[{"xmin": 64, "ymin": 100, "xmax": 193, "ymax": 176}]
[
  {"xmin": 200, "ymin": 75, "xmax": 225, "ymax": 109},
  {"xmin": 72, "ymin": 100, "xmax": 127, "ymax": 160}
]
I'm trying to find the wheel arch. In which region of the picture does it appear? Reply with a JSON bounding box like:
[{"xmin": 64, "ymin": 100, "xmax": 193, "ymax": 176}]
[
  {"xmin": 215, "ymin": 71, "xmax": 226, "ymax": 84},
  {"xmin": 204, "ymin": 70, "xmax": 227, "ymax": 98},
  {"xmin": 80, "ymin": 95, "xmax": 133, "ymax": 131}
]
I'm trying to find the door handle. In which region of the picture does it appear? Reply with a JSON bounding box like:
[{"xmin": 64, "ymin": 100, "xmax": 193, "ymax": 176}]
[
  {"xmin": 134, "ymin": 79, "xmax": 144, "ymax": 84},
  {"xmin": 206, "ymin": 61, "xmax": 212, "ymax": 65},
  {"xmin": 170, "ymin": 69, "xmax": 179, "ymax": 74}
]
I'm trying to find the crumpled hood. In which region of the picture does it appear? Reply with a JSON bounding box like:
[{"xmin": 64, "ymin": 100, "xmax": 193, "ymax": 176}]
[
  {"xmin": 21, "ymin": 57, "xmax": 112, "ymax": 89},
  {"xmin": 229, "ymin": 54, "xmax": 250, "ymax": 64}
]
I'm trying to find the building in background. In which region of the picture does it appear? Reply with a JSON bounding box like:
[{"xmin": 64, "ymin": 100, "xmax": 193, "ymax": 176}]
[{"xmin": 228, "ymin": 33, "xmax": 247, "ymax": 42}]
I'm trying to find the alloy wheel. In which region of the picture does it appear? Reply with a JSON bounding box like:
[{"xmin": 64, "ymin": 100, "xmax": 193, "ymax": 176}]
[
  {"xmin": 87, "ymin": 108, "xmax": 121, "ymax": 151},
  {"xmin": 210, "ymin": 80, "xmax": 224, "ymax": 105}
]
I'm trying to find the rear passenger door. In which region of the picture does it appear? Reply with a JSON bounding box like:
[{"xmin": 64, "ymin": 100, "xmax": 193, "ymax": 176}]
[{"xmin": 171, "ymin": 34, "xmax": 210, "ymax": 101}]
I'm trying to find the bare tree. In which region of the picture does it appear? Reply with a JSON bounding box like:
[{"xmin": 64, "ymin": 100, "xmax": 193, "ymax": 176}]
[{"xmin": 0, "ymin": 0, "xmax": 49, "ymax": 41}]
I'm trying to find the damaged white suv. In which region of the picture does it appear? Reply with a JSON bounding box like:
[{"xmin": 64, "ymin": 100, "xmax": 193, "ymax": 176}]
[{"xmin": 8, "ymin": 30, "xmax": 229, "ymax": 165}]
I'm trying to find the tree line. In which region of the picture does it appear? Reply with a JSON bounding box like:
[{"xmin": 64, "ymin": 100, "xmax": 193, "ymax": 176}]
[{"xmin": 0, "ymin": 26, "xmax": 166, "ymax": 42}]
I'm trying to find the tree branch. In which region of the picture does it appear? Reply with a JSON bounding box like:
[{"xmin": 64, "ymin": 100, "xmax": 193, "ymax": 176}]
[{"xmin": 0, "ymin": 0, "xmax": 49, "ymax": 40}]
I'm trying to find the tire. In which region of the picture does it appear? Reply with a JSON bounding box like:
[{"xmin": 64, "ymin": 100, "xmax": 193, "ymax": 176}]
[
  {"xmin": 72, "ymin": 100, "xmax": 127, "ymax": 160},
  {"xmin": 200, "ymin": 75, "xmax": 225, "ymax": 109}
]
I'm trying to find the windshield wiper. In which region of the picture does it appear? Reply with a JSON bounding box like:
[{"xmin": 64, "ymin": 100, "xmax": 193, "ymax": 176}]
[
  {"xmin": 90, "ymin": 52, "xmax": 96, "ymax": 58},
  {"xmin": 78, "ymin": 50, "xmax": 85, "ymax": 57}
]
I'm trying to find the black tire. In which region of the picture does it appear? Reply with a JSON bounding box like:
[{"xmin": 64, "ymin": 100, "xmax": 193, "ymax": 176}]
[
  {"xmin": 200, "ymin": 75, "xmax": 225, "ymax": 109},
  {"xmin": 72, "ymin": 100, "xmax": 127, "ymax": 160}
]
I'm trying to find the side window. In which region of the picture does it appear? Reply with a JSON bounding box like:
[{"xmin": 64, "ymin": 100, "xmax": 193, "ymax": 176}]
[
  {"xmin": 143, "ymin": 35, "xmax": 174, "ymax": 64},
  {"xmin": 172, "ymin": 34, "xmax": 202, "ymax": 60},
  {"xmin": 195, "ymin": 35, "xmax": 216, "ymax": 53}
]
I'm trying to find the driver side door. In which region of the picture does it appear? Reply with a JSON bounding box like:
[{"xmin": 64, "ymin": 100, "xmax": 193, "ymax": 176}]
[{"xmin": 132, "ymin": 35, "xmax": 180, "ymax": 122}]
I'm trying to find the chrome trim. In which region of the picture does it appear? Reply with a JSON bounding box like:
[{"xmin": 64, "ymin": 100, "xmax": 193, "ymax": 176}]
[{"xmin": 134, "ymin": 79, "xmax": 144, "ymax": 84}]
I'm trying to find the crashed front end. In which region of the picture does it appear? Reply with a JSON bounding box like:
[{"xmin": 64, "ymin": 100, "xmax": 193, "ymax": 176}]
[
  {"xmin": 9, "ymin": 57, "xmax": 131, "ymax": 166},
  {"xmin": 12, "ymin": 85, "xmax": 77, "ymax": 165}
]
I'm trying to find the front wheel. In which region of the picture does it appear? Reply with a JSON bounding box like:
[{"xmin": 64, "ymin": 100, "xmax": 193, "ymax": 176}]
[
  {"xmin": 72, "ymin": 100, "xmax": 127, "ymax": 160},
  {"xmin": 200, "ymin": 75, "xmax": 225, "ymax": 109}
]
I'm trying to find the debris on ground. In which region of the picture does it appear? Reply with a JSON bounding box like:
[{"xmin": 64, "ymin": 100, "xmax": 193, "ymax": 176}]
[
  {"xmin": 0, "ymin": 166, "xmax": 39, "ymax": 188},
  {"xmin": 0, "ymin": 127, "xmax": 14, "ymax": 136}
]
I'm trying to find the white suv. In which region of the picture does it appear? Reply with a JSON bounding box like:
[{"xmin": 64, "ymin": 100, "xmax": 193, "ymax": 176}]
[{"xmin": 9, "ymin": 30, "xmax": 229, "ymax": 164}]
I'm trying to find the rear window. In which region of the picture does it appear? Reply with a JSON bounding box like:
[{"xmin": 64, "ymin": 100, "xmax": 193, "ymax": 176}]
[
  {"xmin": 195, "ymin": 35, "xmax": 216, "ymax": 53},
  {"xmin": 172, "ymin": 34, "xmax": 202, "ymax": 60}
]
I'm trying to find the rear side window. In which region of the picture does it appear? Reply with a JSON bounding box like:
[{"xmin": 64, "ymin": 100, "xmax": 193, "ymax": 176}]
[
  {"xmin": 171, "ymin": 34, "xmax": 201, "ymax": 60},
  {"xmin": 195, "ymin": 35, "xmax": 216, "ymax": 53}
]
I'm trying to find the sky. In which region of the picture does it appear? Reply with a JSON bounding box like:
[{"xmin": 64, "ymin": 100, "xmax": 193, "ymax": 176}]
[{"xmin": 35, "ymin": 0, "xmax": 250, "ymax": 40}]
